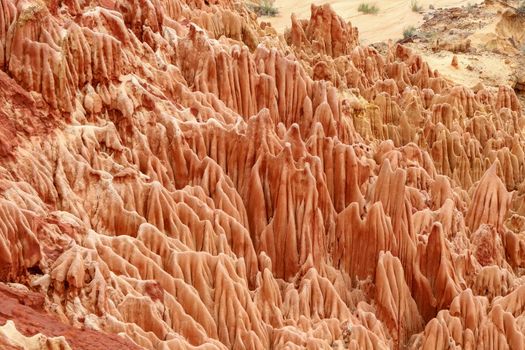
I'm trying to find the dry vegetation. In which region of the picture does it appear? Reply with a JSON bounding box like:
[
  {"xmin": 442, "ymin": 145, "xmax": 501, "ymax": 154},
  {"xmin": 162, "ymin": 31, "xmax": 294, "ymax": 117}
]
[
  {"xmin": 358, "ymin": 3, "xmax": 379, "ymax": 14},
  {"xmin": 411, "ymin": 0, "xmax": 423, "ymax": 12},
  {"xmin": 247, "ymin": 0, "xmax": 278, "ymax": 16}
]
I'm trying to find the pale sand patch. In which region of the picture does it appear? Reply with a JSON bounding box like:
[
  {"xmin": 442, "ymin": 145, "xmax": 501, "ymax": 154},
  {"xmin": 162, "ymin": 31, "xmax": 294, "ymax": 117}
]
[
  {"xmin": 261, "ymin": 0, "xmax": 519, "ymax": 92},
  {"xmin": 262, "ymin": 0, "xmax": 483, "ymax": 43},
  {"xmin": 421, "ymin": 52, "xmax": 513, "ymax": 89}
]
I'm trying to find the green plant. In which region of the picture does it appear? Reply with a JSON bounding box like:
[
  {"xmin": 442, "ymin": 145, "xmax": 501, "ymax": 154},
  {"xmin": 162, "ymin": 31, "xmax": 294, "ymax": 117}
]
[
  {"xmin": 411, "ymin": 0, "xmax": 423, "ymax": 12},
  {"xmin": 403, "ymin": 25, "xmax": 417, "ymax": 39},
  {"xmin": 358, "ymin": 3, "xmax": 379, "ymax": 14},
  {"xmin": 518, "ymin": 0, "xmax": 525, "ymax": 14},
  {"xmin": 248, "ymin": 0, "xmax": 278, "ymax": 17}
]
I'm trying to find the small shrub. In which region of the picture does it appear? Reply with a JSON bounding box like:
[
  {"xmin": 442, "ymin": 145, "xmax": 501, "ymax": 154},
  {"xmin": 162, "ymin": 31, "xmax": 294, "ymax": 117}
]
[
  {"xmin": 358, "ymin": 3, "xmax": 379, "ymax": 14},
  {"xmin": 403, "ymin": 26, "xmax": 417, "ymax": 39},
  {"xmin": 248, "ymin": 0, "xmax": 278, "ymax": 17},
  {"xmin": 411, "ymin": 0, "xmax": 423, "ymax": 13},
  {"xmin": 518, "ymin": 0, "xmax": 525, "ymax": 14}
]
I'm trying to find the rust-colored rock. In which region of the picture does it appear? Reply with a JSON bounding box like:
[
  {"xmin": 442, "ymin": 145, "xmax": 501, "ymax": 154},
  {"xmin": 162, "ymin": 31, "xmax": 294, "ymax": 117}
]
[{"xmin": 0, "ymin": 0, "xmax": 523, "ymax": 349}]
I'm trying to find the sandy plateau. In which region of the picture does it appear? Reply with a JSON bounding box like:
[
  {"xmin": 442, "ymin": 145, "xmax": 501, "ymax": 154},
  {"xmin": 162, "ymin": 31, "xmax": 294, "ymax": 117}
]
[
  {"xmin": 263, "ymin": 0, "xmax": 484, "ymax": 42},
  {"xmin": 0, "ymin": 0, "xmax": 524, "ymax": 349},
  {"xmin": 404, "ymin": 0, "xmax": 525, "ymax": 102}
]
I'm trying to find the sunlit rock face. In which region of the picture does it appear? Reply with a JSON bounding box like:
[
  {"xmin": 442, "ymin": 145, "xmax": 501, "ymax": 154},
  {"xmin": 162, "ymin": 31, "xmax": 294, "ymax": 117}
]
[{"xmin": 0, "ymin": 0, "xmax": 524, "ymax": 349}]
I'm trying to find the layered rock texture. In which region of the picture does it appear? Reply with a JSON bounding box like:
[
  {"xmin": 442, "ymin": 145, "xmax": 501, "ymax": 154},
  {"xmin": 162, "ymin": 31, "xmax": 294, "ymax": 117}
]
[
  {"xmin": 404, "ymin": 0, "xmax": 525, "ymax": 97},
  {"xmin": 0, "ymin": 0, "xmax": 524, "ymax": 349}
]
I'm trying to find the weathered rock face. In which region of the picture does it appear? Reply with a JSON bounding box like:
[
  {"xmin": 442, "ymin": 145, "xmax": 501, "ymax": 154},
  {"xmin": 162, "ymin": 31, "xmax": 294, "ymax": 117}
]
[{"xmin": 0, "ymin": 0, "xmax": 524, "ymax": 349}]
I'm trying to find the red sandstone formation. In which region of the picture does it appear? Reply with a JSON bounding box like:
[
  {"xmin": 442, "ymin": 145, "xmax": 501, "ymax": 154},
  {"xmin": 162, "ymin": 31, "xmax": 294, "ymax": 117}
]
[{"xmin": 0, "ymin": 0, "xmax": 524, "ymax": 349}]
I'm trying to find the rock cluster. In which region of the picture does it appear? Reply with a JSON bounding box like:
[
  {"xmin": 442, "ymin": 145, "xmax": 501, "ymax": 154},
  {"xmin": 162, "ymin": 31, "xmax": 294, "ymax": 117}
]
[{"xmin": 0, "ymin": 0, "xmax": 524, "ymax": 349}]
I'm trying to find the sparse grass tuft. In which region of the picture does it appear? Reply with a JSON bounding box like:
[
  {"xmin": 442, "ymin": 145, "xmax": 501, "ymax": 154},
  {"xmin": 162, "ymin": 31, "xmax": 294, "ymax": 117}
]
[
  {"xmin": 358, "ymin": 3, "xmax": 379, "ymax": 14},
  {"xmin": 518, "ymin": 0, "xmax": 525, "ymax": 14},
  {"xmin": 248, "ymin": 0, "xmax": 278, "ymax": 17},
  {"xmin": 411, "ymin": 0, "xmax": 423, "ymax": 13},
  {"xmin": 403, "ymin": 26, "xmax": 417, "ymax": 39}
]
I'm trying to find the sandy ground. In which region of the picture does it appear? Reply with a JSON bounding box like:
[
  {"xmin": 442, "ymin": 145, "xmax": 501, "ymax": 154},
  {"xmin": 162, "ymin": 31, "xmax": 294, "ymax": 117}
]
[
  {"xmin": 263, "ymin": 0, "xmax": 483, "ymax": 43},
  {"xmin": 261, "ymin": 0, "xmax": 522, "ymax": 95},
  {"xmin": 406, "ymin": 2, "xmax": 522, "ymax": 94},
  {"xmin": 421, "ymin": 52, "xmax": 513, "ymax": 89}
]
